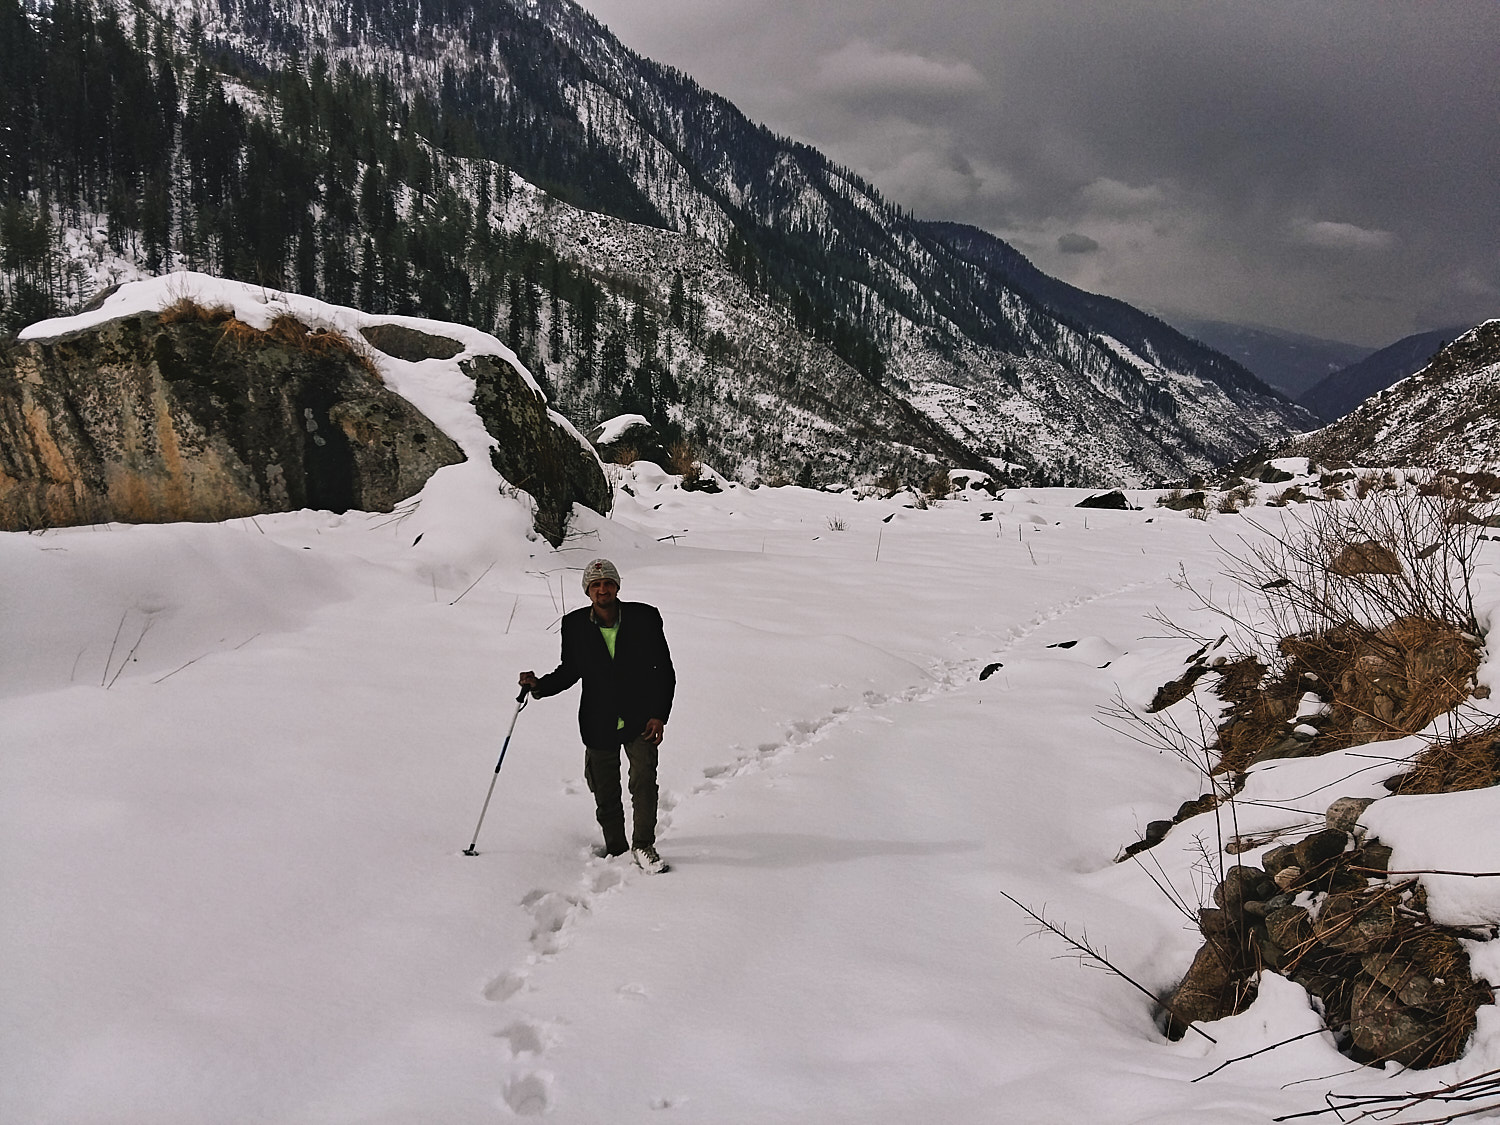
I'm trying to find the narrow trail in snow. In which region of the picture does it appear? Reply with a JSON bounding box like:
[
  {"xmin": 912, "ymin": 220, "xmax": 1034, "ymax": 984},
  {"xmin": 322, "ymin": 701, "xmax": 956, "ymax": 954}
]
[{"xmin": 479, "ymin": 573, "xmax": 1162, "ymax": 1114}]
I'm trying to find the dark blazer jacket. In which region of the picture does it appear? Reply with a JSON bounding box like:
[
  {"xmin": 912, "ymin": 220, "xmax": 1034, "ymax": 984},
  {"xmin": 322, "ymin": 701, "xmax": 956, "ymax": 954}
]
[{"xmin": 531, "ymin": 601, "xmax": 675, "ymax": 748}]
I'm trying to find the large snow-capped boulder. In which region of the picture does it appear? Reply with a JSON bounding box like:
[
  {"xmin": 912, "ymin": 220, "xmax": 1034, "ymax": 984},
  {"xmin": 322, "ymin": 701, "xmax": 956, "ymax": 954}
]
[
  {"xmin": 0, "ymin": 303, "xmax": 463, "ymax": 529},
  {"xmin": 1, "ymin": 274, "xmax": 611, "ymax": 543}
]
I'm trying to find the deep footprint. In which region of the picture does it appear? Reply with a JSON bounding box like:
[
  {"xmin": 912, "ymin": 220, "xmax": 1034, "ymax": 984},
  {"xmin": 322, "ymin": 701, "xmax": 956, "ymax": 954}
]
[
  {"xmin": 502, "ymin": 1071, "xmax": 554, "ymax": 1116},
  {"xmin": 483, "ymin": 971, "xmax": 527, "ymax": 1003},
  {"xmin": 495, "ymin": 1021, "xmax": 548, "ymax": 1058}
]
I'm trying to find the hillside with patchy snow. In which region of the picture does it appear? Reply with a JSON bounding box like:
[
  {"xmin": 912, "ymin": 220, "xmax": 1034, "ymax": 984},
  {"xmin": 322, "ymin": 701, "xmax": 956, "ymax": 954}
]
[{"xmin": 1289, "ymin": 321, "xmax": 1500, "ymax": 470}]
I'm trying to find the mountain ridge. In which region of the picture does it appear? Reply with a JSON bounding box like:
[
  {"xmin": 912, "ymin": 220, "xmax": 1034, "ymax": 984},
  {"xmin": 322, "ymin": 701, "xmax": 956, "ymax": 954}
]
[{"xmin": 1, "ymin": 0, "xmax": 1315, "ymax": 486}]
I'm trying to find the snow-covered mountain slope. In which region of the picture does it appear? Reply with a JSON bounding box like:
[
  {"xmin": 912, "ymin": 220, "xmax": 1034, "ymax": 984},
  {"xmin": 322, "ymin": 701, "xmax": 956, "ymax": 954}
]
[
  {"xmin": 5, "ymin": 469, "xmax": 1500, "ymax": 1122},
  {"xmin": 10, "ymin": 0, "xmax": 1311, "ymax": 486},
  {"xmin": 1288, "ymin": 320, "xmax": 1500, "ymax": 468}
]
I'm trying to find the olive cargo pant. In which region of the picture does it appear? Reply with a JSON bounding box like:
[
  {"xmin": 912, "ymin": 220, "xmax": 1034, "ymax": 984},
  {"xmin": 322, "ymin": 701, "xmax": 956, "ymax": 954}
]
[{"xmin": 584, "ymin": 733, "xmax": 658, "ymax": 853}]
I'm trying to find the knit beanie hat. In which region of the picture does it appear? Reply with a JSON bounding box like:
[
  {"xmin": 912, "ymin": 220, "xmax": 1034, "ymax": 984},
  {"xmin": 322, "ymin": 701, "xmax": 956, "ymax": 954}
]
[{"xmin": 581, "ymin": 558, "xmax": 622, "ymax": 592}]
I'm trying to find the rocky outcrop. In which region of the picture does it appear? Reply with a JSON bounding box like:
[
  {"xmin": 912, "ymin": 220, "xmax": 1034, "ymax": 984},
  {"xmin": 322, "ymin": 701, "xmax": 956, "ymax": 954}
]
[
  {"xmin": 1162, "ymin": 797, "xmax": 1492, "ymax": 1068},
  {"xmin": 1287, "ymin": 320, "xmax": 1500, "ymax": 469},
  {"xmin": 467, "ymin": 351, "xmax": 611, "ymax": 544},
  {"xmin": 1, "ymin": 306, "xmax": 464, "ymax": 529}
]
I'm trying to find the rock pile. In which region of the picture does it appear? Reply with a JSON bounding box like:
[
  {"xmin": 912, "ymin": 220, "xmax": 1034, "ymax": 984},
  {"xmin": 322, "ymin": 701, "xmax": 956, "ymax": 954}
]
[{"xmin": 1164, "ymin": 796, "xmax": 1492, "ymax": 1067}]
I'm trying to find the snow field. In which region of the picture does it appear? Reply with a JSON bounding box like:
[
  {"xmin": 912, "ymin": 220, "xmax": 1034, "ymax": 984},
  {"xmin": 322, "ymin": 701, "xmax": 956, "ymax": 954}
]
[{"xmin": 6, "ymin": 283, "xmax": 1500, "ymax": 1120}]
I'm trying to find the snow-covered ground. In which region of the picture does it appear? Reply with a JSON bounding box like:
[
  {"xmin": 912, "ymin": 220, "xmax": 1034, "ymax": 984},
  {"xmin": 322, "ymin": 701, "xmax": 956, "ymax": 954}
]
[{"xmin": 6, "ymin": 283, "xmax": 1500, "ymax": 1124}]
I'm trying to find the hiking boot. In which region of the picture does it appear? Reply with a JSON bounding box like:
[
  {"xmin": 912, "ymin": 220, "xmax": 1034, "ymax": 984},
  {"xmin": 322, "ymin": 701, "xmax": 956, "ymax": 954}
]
[
  {"xmin": 632, "ymin": 845, "xmax": 668, "ymax": 874},
  {"xmin": 592, "ymin": 842, "xmax": 628, "ymax": 859}
]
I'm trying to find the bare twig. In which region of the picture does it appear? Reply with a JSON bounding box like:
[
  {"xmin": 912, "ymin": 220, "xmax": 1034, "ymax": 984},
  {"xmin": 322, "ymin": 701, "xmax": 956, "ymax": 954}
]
[
  {"xmin": 101, "ymin": 610, "xmax": 128, "ymax": 687},
  {"xmin": 997, "ymin": 890, "xmax": 1217, "ymax": 1044},
  {"xmin": 1194, "ymin": 1028, "xmax": 1329, "ymax": 1082},
  {"xmin": 106, "ymin": 616, "xmax": 154, "ymax": 689},
  {"xmin": 450, "ymin": 561, "xmax": 496, "ymax": 606}
]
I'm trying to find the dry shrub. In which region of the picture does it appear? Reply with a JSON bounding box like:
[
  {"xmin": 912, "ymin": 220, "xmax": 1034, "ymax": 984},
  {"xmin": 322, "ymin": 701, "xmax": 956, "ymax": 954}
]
[
  {"xmin": 667, "ymin": 439, "xmax": 701, "ymax": 484},
  {"xmin": 925, "ymin": 468, "xmax": 952, "ymax": 499},
  {"xmin": 1388, "ymin": 722, "xmax": 1500, "ymax": 794},
  {"xmin": 764, "ymin": 470, "xmax": 792, "ymax": 488},
  {"xmin": 1354, "ymin": 471, "xmax": 1394, "ymax": 499},
  {"xmin": 159, "ymin": 296, "xmax": 233, "ymax": 324},
  {"xmin": 1418, "ymin": 469, "xmax": 1500, "ymax": 505},
  {"xmin": 204, "ymin": 310, "xmax": 381, "ymax": 380},
  {"xmin": 611, "ymin": 444, "xmax": 639, "ymax": 466},
  {"xmin": 1216, "ymin": 483, "xmax": 1257, "ymax": 514},
  {"xmin": 1222, "ymin": 491, "xmax": 1492, "ymax": 647},
  {"xmin": 1212, "ymin": 618, "xmax": 1480, "ymax": 772},
  {"xmin": 1169, "ymin": 491, "xmax": 1492, "ymax": 773}
]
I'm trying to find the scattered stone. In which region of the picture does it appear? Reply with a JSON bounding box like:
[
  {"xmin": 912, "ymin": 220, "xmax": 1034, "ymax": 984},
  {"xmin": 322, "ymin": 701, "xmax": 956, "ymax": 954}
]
[{"xmin": 1325, "ymin": 796, "xmax": 1376, "ymax": 834}]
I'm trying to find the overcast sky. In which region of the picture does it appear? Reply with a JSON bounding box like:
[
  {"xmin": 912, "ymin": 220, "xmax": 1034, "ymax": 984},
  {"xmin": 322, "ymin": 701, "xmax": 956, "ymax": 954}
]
[{"xmin": 575, "ymin": 0, "xmax": 1498, "ymax": 348}]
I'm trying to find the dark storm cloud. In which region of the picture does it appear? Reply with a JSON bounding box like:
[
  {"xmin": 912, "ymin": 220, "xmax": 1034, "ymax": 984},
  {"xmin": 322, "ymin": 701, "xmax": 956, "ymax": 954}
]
[
  {"xmin": 577, "ymin": 0, "xmax": 1499, "ymax": 346},
  {"xmin": 1057, "ymin": 233, "xmax": 1099, "ymax": 255}
]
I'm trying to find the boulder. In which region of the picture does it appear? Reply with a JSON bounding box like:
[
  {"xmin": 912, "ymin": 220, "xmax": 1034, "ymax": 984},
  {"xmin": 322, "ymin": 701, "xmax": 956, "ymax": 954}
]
[
  {"xmin": 467, "ymin": 353, "xmax": 611, "ymax": 544},
  {"xmin": 360, "ymin": 324, "xmax": 464, "ymax": 362},
  {"xmin": 1, "ymin": 308, "xmax": 463, "ymax": 528},
  {"xmin": 587, "ymin": 414, "xmax": 670, "ymax": 468},
  {"xmin": 1076, "ymin": 489, "xmax": 1132, "ymax": 510},
  {"xmin": 1349, "ymin": 980, "xmax": 1446, "ymax": 1066},
  {"xmin": 1314, "ymin": 890, "xmax": 1396, "ymax": 953},
  {"xmin": 1158, "ymin": 490, "xmax": 1207, "ymax": 511}
]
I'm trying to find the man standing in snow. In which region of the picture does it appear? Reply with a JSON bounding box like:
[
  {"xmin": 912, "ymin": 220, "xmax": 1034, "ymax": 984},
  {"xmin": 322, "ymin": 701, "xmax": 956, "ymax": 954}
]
[{"xmin": 519, "ymin": 559, "xmax": 675, "ymax": 874}]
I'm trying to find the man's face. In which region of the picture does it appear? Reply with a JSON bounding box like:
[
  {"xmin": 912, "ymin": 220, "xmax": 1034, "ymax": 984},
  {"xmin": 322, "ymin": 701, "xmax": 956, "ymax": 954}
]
[{"xmin": 587, "ymin": 578, "xmax": 619, "ymax": 611}]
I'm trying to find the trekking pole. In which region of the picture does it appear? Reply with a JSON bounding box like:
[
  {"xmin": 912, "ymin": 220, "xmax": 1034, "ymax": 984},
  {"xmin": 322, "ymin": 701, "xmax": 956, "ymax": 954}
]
[{"xmin": 462, "ymin": 686, "xmax": 530, "ymax": 856}]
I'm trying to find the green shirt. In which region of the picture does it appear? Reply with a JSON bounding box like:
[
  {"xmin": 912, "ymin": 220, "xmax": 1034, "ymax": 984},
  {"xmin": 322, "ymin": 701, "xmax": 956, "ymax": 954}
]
[
  {"xmin": 597, "ymin": 618, "xmax": 623, "ymax": 728},
  {"xmin": 598, "ymin": 619, "xmax": 619, "ymax": 658}
]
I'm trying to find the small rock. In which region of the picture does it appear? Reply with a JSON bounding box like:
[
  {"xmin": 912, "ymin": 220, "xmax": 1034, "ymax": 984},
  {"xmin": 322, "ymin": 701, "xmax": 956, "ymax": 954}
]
[
  {"xmin": 1314, "ymin": 890, "xmax": 1396, "ymax": 953},
  {"xmin": 1294, "ymin": 829, "xmax": 1350, "ymax": 883},
  {"xmin": 1262, "ymin": 844, "xmax": 1299, "ymax": 879},
  {"xmin": 1273, "ymin": 865, "xmax": 1303, "ymax": 891},
  {"xmin": 1357, "ymin": 842, "xmax": 1394, "ymax": 875},
  {"xmin": 1266, "ymin": 905, "xmax": 1315, "ymax": 957},
  {"xmin": 1326, "ymin": 796, "xmax": 1376, "ymax": 834}
]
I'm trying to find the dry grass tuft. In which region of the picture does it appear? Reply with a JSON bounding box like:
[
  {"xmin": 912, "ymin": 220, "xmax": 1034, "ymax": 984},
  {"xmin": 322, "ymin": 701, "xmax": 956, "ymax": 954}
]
[
  {"xmin": 159, "ymin": 296, "xmax": 233, "ymax": 325},
  {"xmin": 1388, "ymin": 722, "xmax": 1500, "ymax": 794},
  {"xmin": 182, "ymin": 306, "xmax": 383, "ymax": 380},
  {"xmin": 1211, "ymin": 618, "xmax": 1480, "ymax": 772},
  {"xmin": 666, "ymin": 439, "xmax": 701, "ymax": 483}
]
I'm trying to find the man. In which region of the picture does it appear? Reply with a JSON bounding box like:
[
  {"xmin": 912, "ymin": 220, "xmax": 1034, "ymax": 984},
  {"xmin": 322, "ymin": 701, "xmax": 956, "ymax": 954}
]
[{"xmin": 519, "ymin": 559, "xmax": 675, "ymax": 874}]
